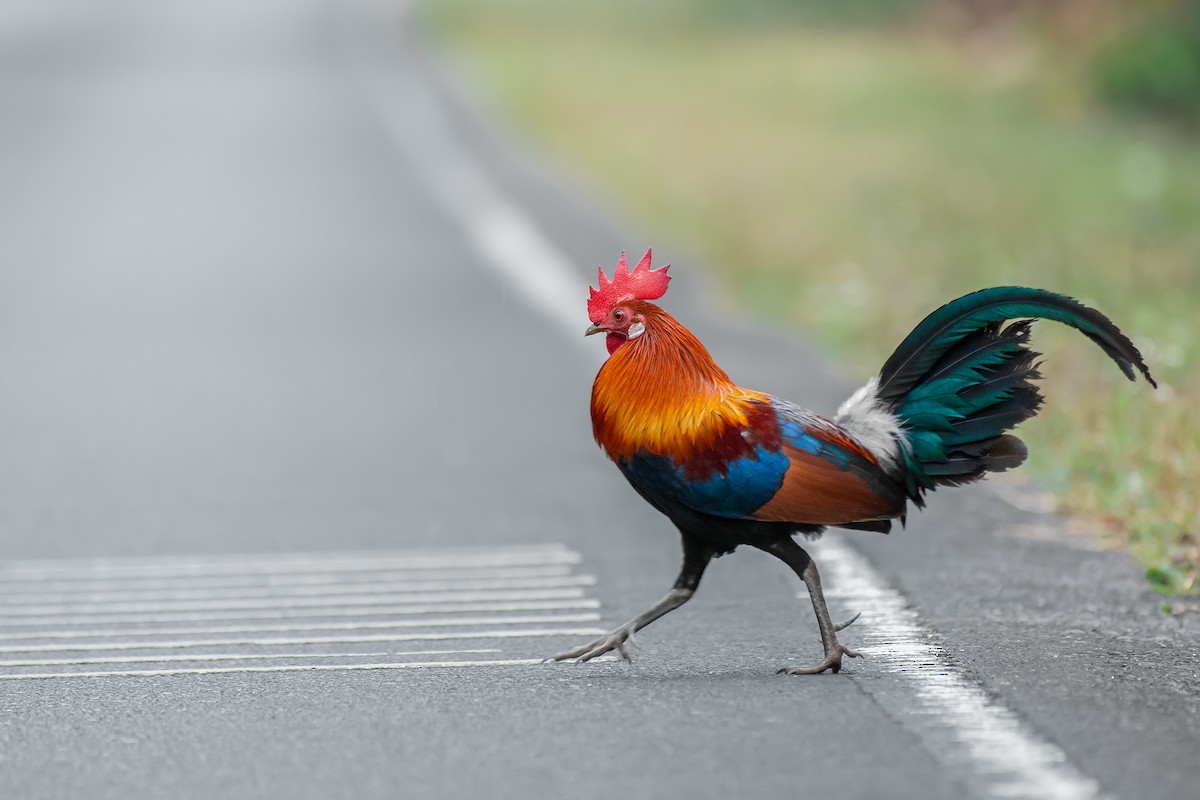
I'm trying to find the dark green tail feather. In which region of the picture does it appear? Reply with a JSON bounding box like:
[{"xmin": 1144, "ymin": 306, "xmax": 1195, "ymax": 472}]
[
  {"xmin": 874, "ymin": 287, "xmax": 1155, "ymax": 504},
  {"xmin": 878, "ymin": 287, "xmax": 1156, "ymax": 404}
]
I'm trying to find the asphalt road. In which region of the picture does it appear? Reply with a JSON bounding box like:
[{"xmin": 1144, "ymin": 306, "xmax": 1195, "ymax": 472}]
[{"xmin": 0, "ymin": 1, "xmax": 1196, "ymax": 798}]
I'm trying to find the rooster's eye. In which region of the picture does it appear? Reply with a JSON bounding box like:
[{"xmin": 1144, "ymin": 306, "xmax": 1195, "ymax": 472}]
[{"xmin": 614, "ymin": 310, "xmax": 625, "ymax": 323}]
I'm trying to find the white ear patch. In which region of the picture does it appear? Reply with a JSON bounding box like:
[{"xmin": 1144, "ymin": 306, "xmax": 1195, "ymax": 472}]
[{"xmin": 627, "ymin": 321, "xmax": 646, "ymax": 339}]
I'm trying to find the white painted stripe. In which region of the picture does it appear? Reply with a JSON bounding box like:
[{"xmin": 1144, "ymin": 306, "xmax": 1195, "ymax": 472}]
[
  {"xmin": 0, "ymin": 555, "xmax": 580, "ymax": 582},
  {"xmin": 0, "ymin": 627, "xmax": 609, "ymax": 654},
  {"xmin": 813, "ymin": 540, "xmax": 1100, "ymax": 800},
  {"xmin": 0, "ymin": 544, "xmax": 608, "ymax": 679},
  {"xmin": 0, "ymin": 587, "xmax": 588, "ymax": 617},
  {"xmin": 0, "ymin": 574, "xmax": 597, "ymax": 605},
  {"xmin": 0, "ymin": 544, "xmax": 572, "ymax": 568},
  {"xmin": 0, "ymin": 655, "xmax": 618, "ymax": 681},
  {"xmin": 0, "ymin": 613, "xmax": 602, "ymax": 642},
  {"xmin": 0, "ymin": 649, "xmax": 502, "ymax": 668},
  {"xmin": 351, "ymin": 13, "xmax": 591, "ymax": 348},
  {"xmin": 0, "ymin": 564, "xmax": 577, "ymax": 594},
  {"xmin": 0, "ymin": 599, "xmax": 602, "ymax": 630},
  {"xmin": 2, "ymin": 648, "xmax": 502, "ymax": 668},
  {"xmin": 0, "ymin": 548, "xmax": 580, "ymax": 580}
]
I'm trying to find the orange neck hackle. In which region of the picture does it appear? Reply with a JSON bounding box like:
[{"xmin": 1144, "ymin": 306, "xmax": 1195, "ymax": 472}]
[{"xmin": 590, "ymin": 301, "xmax": 771, "ymax": 463}]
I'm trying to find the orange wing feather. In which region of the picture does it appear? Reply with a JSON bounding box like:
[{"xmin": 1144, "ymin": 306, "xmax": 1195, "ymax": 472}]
[{"xmin": 752, "ymin": 445, "xmax": 896, "ymax": 525}]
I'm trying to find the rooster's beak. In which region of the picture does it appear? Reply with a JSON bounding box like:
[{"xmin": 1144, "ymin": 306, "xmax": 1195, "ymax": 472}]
[{"xmin": 584, "ymin": 322, "xmax": 606, "ymax": 337}]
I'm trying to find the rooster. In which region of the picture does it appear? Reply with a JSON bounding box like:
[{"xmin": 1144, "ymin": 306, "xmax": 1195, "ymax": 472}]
[{"xmin": 552, "ymin": 249, "xmax": 1155, "ymax": 674}]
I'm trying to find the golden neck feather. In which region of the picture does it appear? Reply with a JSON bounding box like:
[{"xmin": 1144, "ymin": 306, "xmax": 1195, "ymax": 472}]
[{"xmin": 590, "ymin": 303, "xmax": 767, "ymax": 461}]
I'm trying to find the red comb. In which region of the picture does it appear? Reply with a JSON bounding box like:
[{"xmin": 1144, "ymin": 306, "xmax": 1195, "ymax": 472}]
[{"xmin": 587, "ymin": 249, "xmax": 671, "ymax": 321}]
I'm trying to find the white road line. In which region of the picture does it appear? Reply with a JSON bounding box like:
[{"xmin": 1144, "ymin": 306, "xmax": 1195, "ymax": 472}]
[
  {"xmin": 0, "ymin": 613, "xmax": 602, "ymax": 642},
  {"xmin": 350, "ymin": 8, "xmax": 591, "ymax": 348},
  {"xmin": 0, "ymin": 656, "xmax": 618, "ymax": 681},
  {"xmin": 0, "ymin": 564, "xmax": 577, "ymax": 594},
  {"xmin": 0, "ymin": 627, "xmax": 608, "ymax": 654},
  {"xmin": 0, "ymin": 548, "xmax": 580, "ymax": 581},
  {"xmin": 813, "ymin": 540, "xmax": 1100, "ymax": 800},
  {"xmin": 0, "ymin": 544, "xmax": 572, "ymax": 568},
  {"xmin": 0, "ymin": 587, "xmax": 589, "ymax": 617},
  {"xmin": 0, "ymin": 649, "xmax": 502, "ymax": 668},
  {"xmin": 0, "ymin": 544, "xmax": 608, "ymax": 679},
  {"xmin": 0, "ymin": 574, "xmax": 597, "ymax": 605},
  {"xmin": 0, "ymin": 599, "xmax": 602, "ymax": 630}
]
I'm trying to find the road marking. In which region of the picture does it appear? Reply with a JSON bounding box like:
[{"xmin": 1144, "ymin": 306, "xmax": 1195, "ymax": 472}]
[
  {"xmin": 0, "ymin": 564, "xmax": 578, "ymax": 594},
  {"xmin": 0, "ymin": 649, "xmax": 500, "ymax": 668},
  {"xmin": 0, "ymin": 545, "xmax": 580, "ymax": 580},
  {"xmin": 0, "ymin": 546, "xmax": 606, "ymax": 679},
  {"xmin": 0, "ymin": 612, "xmax": 601, "ymax": 642},
  {"xmin": 0, "ymin": 599, "xmax": 602, "ymax": 629},
  {"xmin": 813, "ymin": 540, "xmax": 1101, "ymax": 800},
  {"xmin": 0, "ymin": 574, "xmax": 597, "ymax": 606},
  {"xmin": 348, "ymin": 4, "xmax": 593, "ymax": 350},
  {"xmin": 0, "ymin": 657, "xmax": 605, "ymax": 681},
  {"xmin": 0, "ymin": 628, "xmax": 609, "ymax": 655},
  {"xmin": 0, "ymin": 587, "xmax": 590, "ymax": 618}
]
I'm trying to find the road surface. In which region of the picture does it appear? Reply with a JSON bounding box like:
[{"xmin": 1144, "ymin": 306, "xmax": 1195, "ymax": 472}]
[{"xmin": 0, "ymin": 1, "xmax": 1196, "ymax": 798}]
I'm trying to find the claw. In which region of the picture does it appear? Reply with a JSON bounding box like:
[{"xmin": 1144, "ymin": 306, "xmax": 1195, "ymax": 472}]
[
  {"xmin": 619, "ymin": 630, "xmax": 639, "ymax": 660},
  {"xmin": 834, "ymin": 611, "xmax": 862, "ymax": 632},
  {"xmin": 547, "ymin": 625, "xmax": 636, "ymax": 664}
]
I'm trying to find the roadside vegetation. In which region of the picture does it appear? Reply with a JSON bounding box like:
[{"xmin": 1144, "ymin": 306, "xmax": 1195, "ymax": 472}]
[{"xmin": 424, "ymin": 0, "xmax": 1199, "ymax": 595}]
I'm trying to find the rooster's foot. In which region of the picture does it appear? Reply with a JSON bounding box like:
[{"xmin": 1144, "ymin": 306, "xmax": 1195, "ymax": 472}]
[
  {"xmin": 547, "ymin": 625, "xmax": 636, "ymax": 663},
  {"xmin": 778, "ymin": 612, "xmax": 863, "ymax": 675},
  {"xmin": 777, "ymin": 643, "xmax": 861, "ymax": 675}
]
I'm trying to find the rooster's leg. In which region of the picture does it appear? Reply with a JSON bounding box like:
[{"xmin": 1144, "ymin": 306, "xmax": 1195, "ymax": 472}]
[
  {"xmin": 758, "ymin": 537, "xmax": 862, "ymax": 675},
  {"xmin": 548, "ymin": 534, "xmax": 715, "ymax": 663}
]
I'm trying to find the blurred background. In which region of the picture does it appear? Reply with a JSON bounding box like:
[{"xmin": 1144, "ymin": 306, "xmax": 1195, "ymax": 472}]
[{"xmin": 422, "ymin": 0, "xmax": 1199, "ymax": 595}]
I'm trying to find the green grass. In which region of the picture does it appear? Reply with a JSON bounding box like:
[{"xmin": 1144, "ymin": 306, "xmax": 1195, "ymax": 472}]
[{"xmin": 424, "ymin": 1, "xmax": 1199, "ymax": 593}]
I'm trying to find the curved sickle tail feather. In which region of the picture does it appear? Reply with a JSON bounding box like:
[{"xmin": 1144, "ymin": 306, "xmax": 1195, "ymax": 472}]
[{"xmin": 836, "ymin": 286, "xmax": 1156, "ymax": 506}]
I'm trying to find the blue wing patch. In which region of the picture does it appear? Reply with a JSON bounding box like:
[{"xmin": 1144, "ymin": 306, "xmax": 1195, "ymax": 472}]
[
  {"xmin": 778, "ymin": 417, "xmax": 851, "ymax": 466},
  {"xmin": 619, "ymin": 445, "xmax": 788, "ymax": 520}
]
